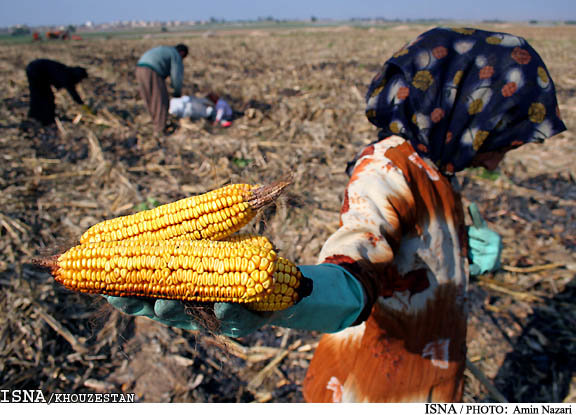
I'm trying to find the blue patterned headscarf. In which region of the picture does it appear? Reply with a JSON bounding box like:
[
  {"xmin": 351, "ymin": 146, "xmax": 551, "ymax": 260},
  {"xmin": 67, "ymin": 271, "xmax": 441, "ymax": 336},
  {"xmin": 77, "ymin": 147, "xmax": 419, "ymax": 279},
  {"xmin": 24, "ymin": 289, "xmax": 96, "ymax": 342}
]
[{"xmin": 365, "ymin": 27, "xmax": 566, "ymax": 174}]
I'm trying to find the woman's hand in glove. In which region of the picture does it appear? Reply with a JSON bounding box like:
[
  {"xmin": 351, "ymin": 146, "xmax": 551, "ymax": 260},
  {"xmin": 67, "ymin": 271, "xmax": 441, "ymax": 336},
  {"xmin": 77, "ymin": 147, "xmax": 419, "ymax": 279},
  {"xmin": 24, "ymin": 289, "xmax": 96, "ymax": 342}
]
[
  {"xmin": 467, "ymin": 203, "xmax": 503, "ymax": 276},
  {"xmin": 104, "ymin": 263, "xmax": 366, "ymax": 338},
  {"xmin": 104, "ymin": 296, "xmax": 203, "ymax": 331}
]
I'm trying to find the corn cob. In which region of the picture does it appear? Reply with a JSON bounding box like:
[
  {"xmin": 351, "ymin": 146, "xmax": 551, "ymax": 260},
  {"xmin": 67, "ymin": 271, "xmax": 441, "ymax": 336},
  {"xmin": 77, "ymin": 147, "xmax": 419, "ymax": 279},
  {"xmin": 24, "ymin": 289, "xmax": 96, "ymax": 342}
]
[
  {"xmin": 221, "ymin": 234, "xmax": 308, "ymax": 310},
  {"xmin": 246, "ymin": 256, "xmax": 308, "ymax": 311},
  {"xmin": 47, "ymin": 237, "xmax": 312, "ymax": 311},
  {"xmin": 50, "ymin": 239, "xmax": 277, "ymax": 303},
  {"xmin": 80, "ymin": 180, "xmax": 290, "ymax": 244},
  {"xmin": 46, "ymin": 179, "xmax": 313, "ymax": 312}
]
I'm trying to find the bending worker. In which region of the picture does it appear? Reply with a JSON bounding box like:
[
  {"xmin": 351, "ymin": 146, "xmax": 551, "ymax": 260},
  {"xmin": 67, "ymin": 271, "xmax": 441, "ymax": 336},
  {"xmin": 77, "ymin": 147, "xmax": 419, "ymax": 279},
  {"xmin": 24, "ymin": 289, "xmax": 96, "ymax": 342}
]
[
  {"xmin": 136, "ymin": 44, "xmax": 188, "ymax": 134},
  {"xmin": 26, "ymin": 59, "xmax": 88, "ymax": 126}
]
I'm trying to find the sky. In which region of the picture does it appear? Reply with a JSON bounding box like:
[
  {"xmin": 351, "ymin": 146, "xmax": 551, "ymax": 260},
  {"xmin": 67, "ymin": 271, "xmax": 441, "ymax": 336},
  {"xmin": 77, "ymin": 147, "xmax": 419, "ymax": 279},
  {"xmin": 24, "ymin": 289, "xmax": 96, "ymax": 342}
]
[{"xmin": 1, "ymin": 0, "xmax": 575, "ymax": 27}]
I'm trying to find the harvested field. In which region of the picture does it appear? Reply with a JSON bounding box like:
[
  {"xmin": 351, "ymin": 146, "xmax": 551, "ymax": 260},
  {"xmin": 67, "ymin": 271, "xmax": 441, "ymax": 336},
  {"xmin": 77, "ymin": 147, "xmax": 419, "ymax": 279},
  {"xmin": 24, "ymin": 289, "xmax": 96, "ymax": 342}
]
[{"xmin": 0, "ymin": 23, "xmax": 575, "ymax": 403}]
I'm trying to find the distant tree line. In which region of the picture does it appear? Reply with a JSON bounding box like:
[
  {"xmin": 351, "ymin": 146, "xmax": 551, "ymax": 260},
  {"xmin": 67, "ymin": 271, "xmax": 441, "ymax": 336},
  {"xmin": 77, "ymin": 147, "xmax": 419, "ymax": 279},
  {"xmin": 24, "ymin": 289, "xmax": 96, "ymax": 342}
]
[{"xmin": 4, "ymin": 18, "xmax": 576, "ymax": 36}]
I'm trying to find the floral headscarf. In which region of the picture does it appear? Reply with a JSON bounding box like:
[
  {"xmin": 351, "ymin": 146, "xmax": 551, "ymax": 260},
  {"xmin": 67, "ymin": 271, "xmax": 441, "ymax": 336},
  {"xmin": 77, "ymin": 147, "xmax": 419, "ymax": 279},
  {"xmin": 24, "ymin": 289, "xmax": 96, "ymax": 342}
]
[{"xmin": 365, "ymin": 27, "xmax": 566, "ymax": 174}]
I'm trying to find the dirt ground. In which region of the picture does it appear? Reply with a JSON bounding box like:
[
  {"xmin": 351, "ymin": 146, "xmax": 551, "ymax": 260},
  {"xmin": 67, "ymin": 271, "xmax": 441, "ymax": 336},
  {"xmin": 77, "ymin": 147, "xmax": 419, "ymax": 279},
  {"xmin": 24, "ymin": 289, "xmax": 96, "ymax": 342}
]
[{"xmin": 0, "ymin": 23, "xmax": 575, "ymax": 403}]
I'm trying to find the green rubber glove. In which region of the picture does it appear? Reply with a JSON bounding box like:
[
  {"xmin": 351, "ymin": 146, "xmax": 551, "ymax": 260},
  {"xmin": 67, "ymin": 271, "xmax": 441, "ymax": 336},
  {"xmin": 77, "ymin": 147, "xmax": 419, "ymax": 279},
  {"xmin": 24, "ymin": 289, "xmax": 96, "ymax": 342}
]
[
  {"xmin": 104, "ymin": 296, "xmax": 202, "ymax": 330},
  {"xmin": 104, "ymin": 263, "xmax": 365, "ymax": 338},
  {"xmin": 468, "ymin": 203, "xmax": 503, "ymax": 276},
  {"xmin": 216, "ymin": 263, "xmax": 365, "ymax": 337}
]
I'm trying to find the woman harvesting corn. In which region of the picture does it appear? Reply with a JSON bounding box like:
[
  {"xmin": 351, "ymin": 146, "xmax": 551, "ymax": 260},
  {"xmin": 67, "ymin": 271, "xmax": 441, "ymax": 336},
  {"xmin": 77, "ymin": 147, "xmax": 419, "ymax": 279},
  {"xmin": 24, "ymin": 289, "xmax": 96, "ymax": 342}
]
[{"xmin": 101, "ymin": 27, "xmax": 566, "ymax": 402}]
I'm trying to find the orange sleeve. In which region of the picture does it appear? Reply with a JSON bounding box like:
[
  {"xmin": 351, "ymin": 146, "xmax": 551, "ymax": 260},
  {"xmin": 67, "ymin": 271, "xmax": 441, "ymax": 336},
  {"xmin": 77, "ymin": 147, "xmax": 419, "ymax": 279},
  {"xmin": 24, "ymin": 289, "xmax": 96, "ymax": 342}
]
[{"xmin": 318, "ymin": 136, "xmax": 466, "ymax": 322}]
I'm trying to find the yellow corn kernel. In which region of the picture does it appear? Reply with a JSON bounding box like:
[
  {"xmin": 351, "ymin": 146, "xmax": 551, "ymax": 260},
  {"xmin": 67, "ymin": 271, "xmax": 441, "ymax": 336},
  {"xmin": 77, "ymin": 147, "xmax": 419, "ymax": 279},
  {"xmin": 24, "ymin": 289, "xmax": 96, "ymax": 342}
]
[
  {"xmin": 222, "ymin": 233, "xmax": 275, "ymax": 251},
  {"xmin": 245, "ymin": 257, "xmax": 308, "ymax": 312}
]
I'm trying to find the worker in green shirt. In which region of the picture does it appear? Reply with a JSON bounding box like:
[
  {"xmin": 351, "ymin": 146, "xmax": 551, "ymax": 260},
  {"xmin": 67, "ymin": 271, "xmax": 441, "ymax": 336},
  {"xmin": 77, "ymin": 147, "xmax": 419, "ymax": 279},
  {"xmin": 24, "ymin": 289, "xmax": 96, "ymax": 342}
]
[{"xmin": 136, "ymin": 44, "xmax": 188, "ymax": 134}]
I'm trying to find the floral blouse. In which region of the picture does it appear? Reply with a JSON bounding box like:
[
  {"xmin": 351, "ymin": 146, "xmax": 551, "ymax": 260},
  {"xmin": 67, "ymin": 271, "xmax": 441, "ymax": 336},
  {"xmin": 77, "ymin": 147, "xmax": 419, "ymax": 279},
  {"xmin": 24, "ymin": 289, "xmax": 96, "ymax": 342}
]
[{"xmin": 302, "ymin": 136, "xmax": 469, "ymax": 402}]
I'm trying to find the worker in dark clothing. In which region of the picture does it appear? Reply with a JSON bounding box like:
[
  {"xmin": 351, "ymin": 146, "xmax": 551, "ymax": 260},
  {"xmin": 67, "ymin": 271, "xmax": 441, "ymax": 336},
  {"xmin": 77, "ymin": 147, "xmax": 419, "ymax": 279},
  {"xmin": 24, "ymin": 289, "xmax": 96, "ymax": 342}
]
[{"xmin": 26, "ymin": 59, "xmax": 88, "ymax": 125}]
